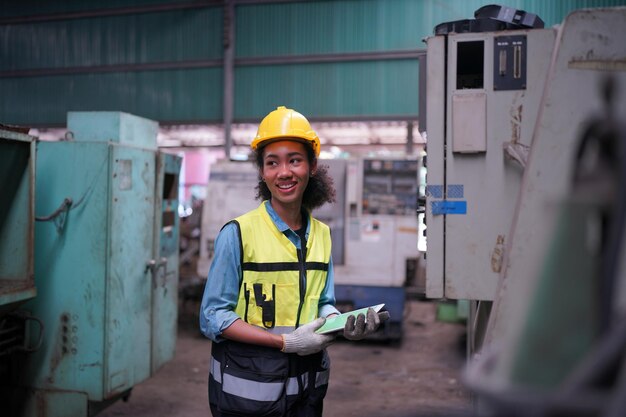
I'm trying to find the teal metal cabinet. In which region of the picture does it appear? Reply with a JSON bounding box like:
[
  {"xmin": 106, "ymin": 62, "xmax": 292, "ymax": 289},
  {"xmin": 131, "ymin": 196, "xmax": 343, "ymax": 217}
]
[
  {"xmin": 151, "ymin": 152, "xmax": 182, "ymax": 373},
  {"xmin": 0, "ymin": 129, "xmax": 37, "ymax": 319},
  {"xmin": 14, "ymin": 112, "xmax": 181, "ymax": 416}
]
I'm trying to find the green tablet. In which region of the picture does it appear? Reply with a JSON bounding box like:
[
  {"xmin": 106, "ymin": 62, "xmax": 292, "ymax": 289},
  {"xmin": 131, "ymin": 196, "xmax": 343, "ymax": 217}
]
[{"xmin": 315, "ymin": 303, "xmax": 386, "ymax": 334}]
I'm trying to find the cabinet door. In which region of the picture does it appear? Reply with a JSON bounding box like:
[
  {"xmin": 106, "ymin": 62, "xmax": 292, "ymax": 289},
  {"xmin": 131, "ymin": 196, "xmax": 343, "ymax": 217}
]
[
  {"xmin": 105, "ymin": 145, "xmax": 155, "ymax": 397},
  {"xmin": 440, "ymin": 30, "xmax": 554, "ymax": 301},
  {"xmin": 31, "ymin": 142, "xmax": 110, "ymax": 399},
  {"xmin": 151, "ymin": 152, "xmax": 181, "ymax": 372}
]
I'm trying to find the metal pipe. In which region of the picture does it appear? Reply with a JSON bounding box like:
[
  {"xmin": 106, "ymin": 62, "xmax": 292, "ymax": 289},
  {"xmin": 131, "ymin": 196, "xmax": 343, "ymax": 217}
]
[
  {"xmin": 1, "ymin": 50, "xmax": 424, "ymax": 79},
  {"xmin": 0, "ymin": 1, "xmax": 220, "ymax": 25},
  {"xmin": 24, "ymin": 114, "xmax": 423, "ymax": 131},
  {"xmin": 236, "ymin": 49, "xmax": 425, "ymax": 66},
  {"xmin": 418, "ymin": 54, "xmax": 427, "ymax": 134},
  {"xmin": 405, "ymin": 121, "xmax": 414, "ymax": 155},
  {"xmin": 222, "ymin": 0, "xmax": 235, "ymax": 159},
  {"xmin": 236, "ymin": 114, "xmax": 424, "ymax": 124},
  {"xmin": 234, "ymin": 0, "xmax": 314, "ymax": 5},
  {"xmin": 0, "ymin": 60, "xmax": 223, "ymax": 79}
]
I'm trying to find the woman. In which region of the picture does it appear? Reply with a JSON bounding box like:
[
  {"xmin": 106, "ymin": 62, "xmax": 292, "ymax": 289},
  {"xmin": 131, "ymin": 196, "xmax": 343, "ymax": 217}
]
[{"xmin": 200, "ymin": 106, "xmax": 386, "ymax": 417}]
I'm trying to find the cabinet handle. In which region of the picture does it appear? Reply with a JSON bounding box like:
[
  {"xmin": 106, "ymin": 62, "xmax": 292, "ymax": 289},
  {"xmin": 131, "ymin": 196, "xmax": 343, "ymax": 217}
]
[{"xmin": 146, "ymin": 258, "xmax": 168, "ymax": 287}]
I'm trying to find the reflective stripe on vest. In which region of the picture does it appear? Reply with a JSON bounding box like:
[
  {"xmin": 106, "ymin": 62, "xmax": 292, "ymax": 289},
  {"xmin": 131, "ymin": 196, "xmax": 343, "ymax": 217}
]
[
  {"xmin": 210, "ymin": 357, "xmax": 329, "ymax": 400},
  {"xmin": 233, "ymin": 202, "xmax": 331, "ymax": 331}
]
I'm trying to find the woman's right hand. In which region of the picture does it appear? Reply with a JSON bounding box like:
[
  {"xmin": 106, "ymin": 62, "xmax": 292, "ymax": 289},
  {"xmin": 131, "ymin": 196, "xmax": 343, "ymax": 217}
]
[{"xmin": 282, "ymin": 317, "xmax": 335, "ymax": 355}]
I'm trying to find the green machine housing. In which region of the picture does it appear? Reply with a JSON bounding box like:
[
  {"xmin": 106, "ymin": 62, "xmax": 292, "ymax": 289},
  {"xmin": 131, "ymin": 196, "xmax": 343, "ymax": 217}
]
[{"xmin": 4, "ymin": 112, "xmax": 182, "ymax": 416}]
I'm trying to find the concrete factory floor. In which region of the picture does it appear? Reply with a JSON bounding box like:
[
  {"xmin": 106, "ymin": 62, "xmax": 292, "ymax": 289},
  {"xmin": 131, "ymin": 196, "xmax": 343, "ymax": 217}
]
[{"xmin": 100, "ymin": 299, "xmax": 471, "ymax": 417}]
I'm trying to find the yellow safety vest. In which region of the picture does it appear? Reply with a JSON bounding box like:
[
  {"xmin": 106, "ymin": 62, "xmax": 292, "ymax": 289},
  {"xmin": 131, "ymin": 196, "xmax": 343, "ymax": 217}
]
[{"xmin": 232, "ymin": 202, "xmax": 331, "ymax": 334}]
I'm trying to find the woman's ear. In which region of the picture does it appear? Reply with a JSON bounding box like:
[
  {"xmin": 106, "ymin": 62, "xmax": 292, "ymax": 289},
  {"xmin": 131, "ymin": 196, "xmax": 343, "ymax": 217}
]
[{"xmin": 311, "ymin": 159, "xmax": 318, "ymax": 176}]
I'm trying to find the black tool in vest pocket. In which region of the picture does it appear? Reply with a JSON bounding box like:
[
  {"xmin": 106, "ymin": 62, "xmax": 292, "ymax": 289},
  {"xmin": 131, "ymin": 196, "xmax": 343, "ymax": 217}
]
[
  {"xmin": 243, "ymin": 283, "xmax": 251, "ymax": 322},
  {"xmin": 253, "ymin": 283, "xmax": 276, "ymax": 329}
]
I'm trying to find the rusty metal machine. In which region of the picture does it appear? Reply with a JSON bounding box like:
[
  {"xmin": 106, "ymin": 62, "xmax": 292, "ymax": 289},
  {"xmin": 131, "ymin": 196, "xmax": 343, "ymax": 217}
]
[{"xmin": 0, "ymin": 112, "xmax": 182, "ymax": 417}]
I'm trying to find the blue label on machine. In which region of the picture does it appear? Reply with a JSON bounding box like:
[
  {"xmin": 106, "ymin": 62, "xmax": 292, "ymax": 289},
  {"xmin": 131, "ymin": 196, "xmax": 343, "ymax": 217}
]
[
  {"xmin": 426, "ymin": 184, "xmax": 464, "ymax": 199},
  {"xmin": 425, "ymin": 185, "xmax": 444, "ymax": 198},
  {"xmin": 431, "ymin": 200, "xmax": 467, "ymax": 215},
  {"xmin": 447, "ymin": 184, "xmax": 464, "ymax": 198}
]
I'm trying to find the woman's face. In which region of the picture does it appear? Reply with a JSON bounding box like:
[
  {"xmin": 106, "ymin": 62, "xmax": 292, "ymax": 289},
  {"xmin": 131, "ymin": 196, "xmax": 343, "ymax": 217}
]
[{"xmin": 260, "ymin": 140, "xmax": 317, "ymax": 209}]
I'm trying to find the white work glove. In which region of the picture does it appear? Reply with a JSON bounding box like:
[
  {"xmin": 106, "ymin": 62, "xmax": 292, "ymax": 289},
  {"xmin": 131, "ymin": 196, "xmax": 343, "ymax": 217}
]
[
  {"xmin": 343, "ymin": 308, "xmax": 390, "ymax": 341},
  {"xmin": 282, "ymin": 317, "xmax": 335, "ymax": 356}
]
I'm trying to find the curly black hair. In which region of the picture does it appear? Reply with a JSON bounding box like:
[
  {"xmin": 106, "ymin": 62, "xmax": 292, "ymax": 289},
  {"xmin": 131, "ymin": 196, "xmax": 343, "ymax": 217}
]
[{"xmin": 252, "ymin": 143, "xmax": 336, "ymax": 211}]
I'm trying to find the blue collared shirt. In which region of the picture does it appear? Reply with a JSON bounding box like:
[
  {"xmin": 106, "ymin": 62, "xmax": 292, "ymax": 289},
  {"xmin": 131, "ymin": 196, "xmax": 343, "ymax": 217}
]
[{"xmin": 199, "ymin": 200, "xmax": 340, "ymax": 342}]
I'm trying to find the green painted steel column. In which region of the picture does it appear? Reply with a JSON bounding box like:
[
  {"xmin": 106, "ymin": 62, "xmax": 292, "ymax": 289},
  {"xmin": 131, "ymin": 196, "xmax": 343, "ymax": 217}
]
[{"xmin": 223, "ymin": 0, "xmax": 235, "ymax": 157}]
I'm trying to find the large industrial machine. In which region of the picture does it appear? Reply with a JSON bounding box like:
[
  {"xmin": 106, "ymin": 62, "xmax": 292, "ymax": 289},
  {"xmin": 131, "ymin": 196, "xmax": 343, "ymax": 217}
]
[
  {"xmin": 198, "ymin": 156, "xmax": 421, "ymax": 340},
  {"xmin": 0, "ymin": 112, "xmax": 182, "ymax": 417},
  {"xmin": 332, "ymin": 158, "xmax": 421, "ymax": 339},
  {"xmin": 424, "ymin": 5, "xmax": 626, "ymax": 415},
  {"xmin": 424, "ymin": 4, "xmax": 555, "ymax": 350}
]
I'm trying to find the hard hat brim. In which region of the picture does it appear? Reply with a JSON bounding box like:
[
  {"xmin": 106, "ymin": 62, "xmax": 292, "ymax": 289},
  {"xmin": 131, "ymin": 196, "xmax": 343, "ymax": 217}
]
[{"xmin": 252, "ymin": 135, "xmax": 320, "ymax": 156}]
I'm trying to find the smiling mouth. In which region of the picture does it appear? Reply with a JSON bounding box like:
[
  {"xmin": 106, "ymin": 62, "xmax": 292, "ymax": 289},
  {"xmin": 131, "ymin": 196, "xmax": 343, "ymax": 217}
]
[{"xmin": 277, "ymin": 182, "xmax": 296, "ymax": 190}]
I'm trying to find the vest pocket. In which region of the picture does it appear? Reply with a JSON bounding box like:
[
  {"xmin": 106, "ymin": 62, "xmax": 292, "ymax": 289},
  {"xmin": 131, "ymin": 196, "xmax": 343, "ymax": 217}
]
[
  {"xmin": 247, "ymin": 282, "xmax": 279, "ymax": 328},
  {"xmin": 303, "ymin": 295, "xmax": 320, "ymax": 324},
  {"xmin": 274, "ymin": 282, "xmax": 298, "ymax": 325},
  {"xmin": 253, "ymin": 283, "xmax": 276, "ymax": 328}
]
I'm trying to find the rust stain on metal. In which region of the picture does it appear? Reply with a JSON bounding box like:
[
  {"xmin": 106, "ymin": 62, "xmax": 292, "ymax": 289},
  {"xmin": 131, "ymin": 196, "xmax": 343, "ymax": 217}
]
[
  {"xmin": 491, "ymin": 235, "xmax": 505, "ymax": 273},
  {"xmin": 48, "ymin": 312, "xmax": 72, "ymax": 381},
  {"xmin": 510, "ymin": 103, "xmax": 522, "ymax": 144},
  {"xmin": 568, "ymin": 59, "xmax": 626, "ymax": 71},
  {"xmin": 78, "ymin": 361, "xmax": 102, "ymax": 371},
  {"xmin": 141, "ymin": 160, "xmax": 151, "ymax": 188}
]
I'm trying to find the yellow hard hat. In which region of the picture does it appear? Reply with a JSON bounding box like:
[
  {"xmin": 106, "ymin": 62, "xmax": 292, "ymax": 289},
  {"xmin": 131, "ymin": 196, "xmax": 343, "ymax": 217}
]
[{"xmin": 251, "ymin": 106, "xmax": 320, "ymax": 156}]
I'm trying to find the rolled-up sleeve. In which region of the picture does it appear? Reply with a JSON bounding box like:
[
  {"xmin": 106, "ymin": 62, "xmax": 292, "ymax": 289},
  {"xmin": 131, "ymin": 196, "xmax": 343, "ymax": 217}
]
[{"xmin": 199, "ymin": 223, "xmax": 242, "ymax": 342}]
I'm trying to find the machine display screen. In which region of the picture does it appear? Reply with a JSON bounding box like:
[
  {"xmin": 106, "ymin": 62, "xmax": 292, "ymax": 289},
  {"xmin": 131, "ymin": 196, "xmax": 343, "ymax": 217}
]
[{"xmin": 362, "ymin": 159, "xmax": 419, "ymax": 215}]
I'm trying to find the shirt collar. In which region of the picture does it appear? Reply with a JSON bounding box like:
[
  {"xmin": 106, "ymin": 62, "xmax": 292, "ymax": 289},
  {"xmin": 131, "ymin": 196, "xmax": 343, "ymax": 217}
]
[{"xmin": 263, "ymin": 200, "xmax": 310, "ymax": 236}]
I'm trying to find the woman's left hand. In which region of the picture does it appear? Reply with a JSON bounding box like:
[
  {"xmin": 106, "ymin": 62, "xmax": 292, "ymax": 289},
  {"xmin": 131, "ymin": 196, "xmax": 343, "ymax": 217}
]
[{"xmin": 343, "ymin": 308, "xmax": 390, "ymax": 340}]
